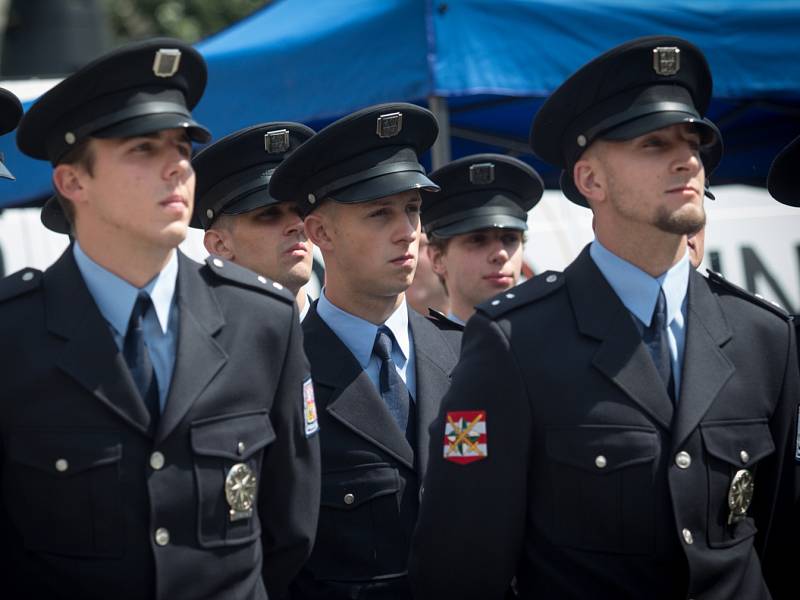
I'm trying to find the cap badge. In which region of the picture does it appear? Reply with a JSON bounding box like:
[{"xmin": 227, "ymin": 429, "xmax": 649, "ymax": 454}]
[
  {"xmin": 265, "ymin": 129, "xmax": 290, "ymax": 154},
  {"xmin": 152, "ymin": 48, "xmax": 182, "ymax": 78},
  {"xmin": 376, "ymin": 112, "xmax": 403, "ymax": 138},
  {"xmin": 652, "ymin": 46, "xmax": 680, "ymax": 76},
  {"xmin": 225, "ymin": 462, "xmax": 257, "ymax": 522},
  {"xmin": 469, "ymin": 162, "xmax": 495, "ymax": 185}
]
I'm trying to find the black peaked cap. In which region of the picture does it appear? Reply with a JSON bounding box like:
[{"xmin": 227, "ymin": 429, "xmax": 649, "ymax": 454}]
[
  {"xmin": 767, "ymin": 135, "xmax": 800, "ymax": 207},
  {"xmin": 0, "ymin": 88, "xmax": 23, "ymax": 180}
]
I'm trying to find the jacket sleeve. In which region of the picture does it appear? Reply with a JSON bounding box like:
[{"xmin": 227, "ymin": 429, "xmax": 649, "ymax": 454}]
[
  {"xmin": 260, "ymin": 304, "xmax": 321, "ymax": 599},
  {"xmin": 409, "ymin": 311, "xmax": 529, "ymax": 599}
]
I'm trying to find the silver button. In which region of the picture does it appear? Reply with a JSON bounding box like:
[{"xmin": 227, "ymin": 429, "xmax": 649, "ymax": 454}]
[
  {"xmin": 212, "ymin": 258, "xmax": 224, "ymax": 268},
  {"xmin": 594, "ymin": 455, "xmax": 607, "ymax": 469},
  {"xmin": 343, "ymin": 493, "xmax": 355, "ymax": 505},
  {"xmin": 740, "ymin": 450, "xmax": 749, "ymax": 464},
  {"xmin": 55, "ymin": 458, "xmax": 69, "ymax": 472},
  {"xmin": 491, "ymin": 299, "xmax": 501, "ymax": 306},
  {"xmin": 675, "ymin": 451, "xmax": 691, "ymax": 469},
  {"xmin": 505, "ymin": 293, "xmax": 515, "ymax": 299},
  {"xmin": 22, "ymin": 271, "xmax": 34, "ymax": 282},
  {"xmin": 576, "ymin": 134, "xmax": 587, "ymax": 147},
  {"xmin": 272, "ymin": 281, "xmax": 283, "ymax": 290},
  {"xmin": 682, "ymin": 528, "xmax": 694, "ymax": 545},
  {"xmin": 149, "ymin": 451, "xmax": 165, "ymax": 470},
  {"xmin": 308, "ymin": 193, "xmax": 316, "ymax": 204},
  {"xmin": 257, "ymin": 276, "xmax": 267, "ymax": 284},
  {"xmin": 237, "ymin": 441, "xmax": 246, "ymax": 455},
  {"xmin": 205, "ymin": 209, "xmax": 214, "ymax": 219},
  {"xmin": 546, "ymin": 274, "xmax": 558, "ymax": 283},
  {"xmin": 154, "ymin": 527, "xmax": 170, "ymax": 546},
  {"xmin": 64, "ymin": 132, "xmax": 76, "ymax": 145}
]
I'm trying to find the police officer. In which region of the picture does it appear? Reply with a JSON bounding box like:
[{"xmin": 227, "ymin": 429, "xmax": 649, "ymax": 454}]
[
  {"xmin": 269, "ymin": 102, "xmax": 462, "ymax": 599},
  {"xmin": 1, "ymin": 39, "xmax": 320, "ymax": 600},
  {"xmin": 192, "ymin": 122, "xmax": 316, "ymax": 319},
  {"xmin": 421, "ymin": 154, "xmax": 543, "ymax": 325},
  {"xmin": 410, "ymin": 36, "xmax": 799, "ymax": 599}
]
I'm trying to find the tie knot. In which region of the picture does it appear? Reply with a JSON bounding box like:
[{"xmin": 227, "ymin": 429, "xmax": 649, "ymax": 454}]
[
  {"xmin": 130, "ymin": 291, "xmax": 152, "ymax": 325},
  {"xmin": 651, "ymin": 288, "xmax": 667, "ymax": 330},
  {"xmin": 373, "ymin": 327, "xmax": 394, "ymax": 362}
]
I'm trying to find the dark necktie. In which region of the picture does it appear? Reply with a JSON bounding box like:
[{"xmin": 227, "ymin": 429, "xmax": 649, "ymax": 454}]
[
  {"xmin": 124, "ymin": 292, "xmax": 160, "ymax": 424},
  {"xmin": 643, "ymin": 288, "xmax": 675, "ymax": 401},
  {"xmin": 373, "ymin": 327, "xmax": 410, "ymax": 432}
]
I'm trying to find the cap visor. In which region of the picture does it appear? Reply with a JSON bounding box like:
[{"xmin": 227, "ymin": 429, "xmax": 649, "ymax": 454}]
[
  {"xmin": 94, "ymin": 113, "xmax": 211, "ymax": 144},
  {"xmin": 0, "ymin": 161, "xmax": 15, "ymax": 180},
  {"xmin": 331, "ymin": 170, "xmax": 439, "ymax": 204},
  {"xmin": 428, "ymin": 214, "xmax": 528, "ymax": 238},
  {"xmin": 41, "ymin": 196, "xmax": 71, "ymax": 234}
]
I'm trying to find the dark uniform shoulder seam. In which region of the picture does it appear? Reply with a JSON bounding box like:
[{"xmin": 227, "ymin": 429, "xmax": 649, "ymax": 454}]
[
  {"xmin": 705, "ymin": 269, "xmax": 790, "ymax": 321},
  {"xmin": 426, "ymin": 308, "xmax": 464, "ymax": 331},
  {"xmin": 477, "ymin": 270, "xmax": 565, "ymax": 319},
  {"xmin": 0, "ymin": 268, "xmax": 42, "ymax": 303},
  {"xmin": 204, "ymin": 256, "xmax": 294, "ymax": 304}
]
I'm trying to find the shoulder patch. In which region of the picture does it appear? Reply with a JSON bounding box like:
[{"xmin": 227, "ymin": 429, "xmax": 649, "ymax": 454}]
[
  {"xmin": 477, "ymin": 270, "xmax": 565, "ymax": 319},
  {"xmin": 0, "ymin": 268, "xmax": 42, "ymax": 303},
  {"xmin": 205, "ymin": 256, "xmax": 294, "ymax": 304},
  {"xmin": 705, "ymin": 270, "xmax": 790, "ymax": 321},
  {"xmin": 426, "ymin": 308, "xmax": 464, "ymax": 331}
]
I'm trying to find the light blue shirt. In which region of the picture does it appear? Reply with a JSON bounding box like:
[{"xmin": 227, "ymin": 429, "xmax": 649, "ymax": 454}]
[
  {"xmin": 73, "ymin": 242, "xmax": 179, "ymax": 410},
  {"xmin": 590, "ymin": 239, "xmax": 690, "ymax": 398},
  {"xmin": 317, "ymin": 289, "xmax": 416, "ymax": 400}
]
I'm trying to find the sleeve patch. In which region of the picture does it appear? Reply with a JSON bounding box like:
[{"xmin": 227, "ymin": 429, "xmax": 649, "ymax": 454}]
[
  {"xmin": 444, "ymin": 410, "xmax": 487, "ymax": 464},
  {"xmin": 303, "ymin": 377, "xmax": 319, "ymax": 438}
]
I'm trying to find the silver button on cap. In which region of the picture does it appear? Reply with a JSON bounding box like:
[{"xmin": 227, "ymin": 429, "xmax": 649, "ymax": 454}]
[
  {"xmin": 675, "ymin": 451, "xmax": 691, "ymax": 469},
  {"xmin": 740, "ymin": 450, "xmax": 749, "ymax": 464},
  {"xmin": 154, "ymin": 527, "xmax": 170, "ymax": 546},
  {"xmin": 237, "ymin": 441, "xmax": 246, "ymax": 455},
  {"xmin": 682, "ymin": 528, "xmax": 694, "ymax": 545},
  {"xmin": 55, "ymin": 458, "xmax": 69, "ymax": 472},
  {"xmin": 150, "ymin": 451, "xmax": 165, "ymax": 470},
  {"xmin": 594, "ymin": 455, "xmax": 607, "ymax": 469},
  {"xmin": 343, "ymin": 493, "xmax": 355, "ymax": 505}
]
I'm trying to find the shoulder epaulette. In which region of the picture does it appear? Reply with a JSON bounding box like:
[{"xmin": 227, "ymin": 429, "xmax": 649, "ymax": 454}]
[
  {"xmin": 0, "ymin": 268, "xmax": 42, "ymax": 303},
  {"xmin": 477, "ymin": 270, "xmax": 565, "ymax": 319},
  {"xmin": 205, "ymin": 256, "xmax": 294, "ymax": 304},
  {"xmin": 705, "ymin": 269, "xmax": 790, "ymax": 321},
  {"xmin": 426, "ymin": 308, "xmax": 464, "ymax": 331}
]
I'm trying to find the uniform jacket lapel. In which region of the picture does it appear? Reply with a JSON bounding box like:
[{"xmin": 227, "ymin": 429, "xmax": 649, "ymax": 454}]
[
  {"xmin": 303, "ymin": 303, "xmax": 415, "ymax": 469},
  {"xmin": 408, "ymin": 310, "xmax": 458, "ymax": 480},
  {"xmin": 45, "ymin": 247, "xmax": 152, "ymax": 434},
  {"xmin": 566, "ymin": 247, "xmax": 674, "ymax": 431},
  {"xmin": 156, "ymin": 253, "xmax": 227, "ymax": 444},
  {"xmin": 670, "ymin": 271, "xmax": 734, "ymax": 449}
]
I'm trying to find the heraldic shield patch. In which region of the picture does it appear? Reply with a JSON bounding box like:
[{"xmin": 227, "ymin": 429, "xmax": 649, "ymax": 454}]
[{"xmin": 444, "ymin": 410, "xmax": 487, "ymax": 465}]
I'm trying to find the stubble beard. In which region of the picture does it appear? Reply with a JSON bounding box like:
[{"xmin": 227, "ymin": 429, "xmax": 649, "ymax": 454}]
[{"xmin": 654, "ymin": 203, "xmax": 706, "ymax": 236}]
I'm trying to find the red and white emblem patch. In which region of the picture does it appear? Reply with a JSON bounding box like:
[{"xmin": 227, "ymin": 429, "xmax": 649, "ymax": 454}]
[{"xmin": 444, "ymin": 410, "xmax": 487, "ymax": 464}]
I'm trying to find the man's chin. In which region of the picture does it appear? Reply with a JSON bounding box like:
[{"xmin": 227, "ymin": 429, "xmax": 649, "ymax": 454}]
[{"xmin": 656, "ymin": 205, "xmax": 706, "ymax": 236}]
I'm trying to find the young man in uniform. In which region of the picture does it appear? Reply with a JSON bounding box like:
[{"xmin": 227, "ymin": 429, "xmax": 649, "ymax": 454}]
[
  {"xmin": 421, "ymin": 153, "xmax": 543, "ymax": 325},
  {"xmin": 192, "ymin": 122, "xmax": 316, "ymax": 319},
  {"xmin": 269, "ymin": 102, "xmax": 462, "ymax": 599},
  {"xmin": 0, "ymin": 39, "xmax": 320, "ymax": 600},
  {"xmin": 410, "ymin": 36, "xmax": 798, "ymax": 600}
]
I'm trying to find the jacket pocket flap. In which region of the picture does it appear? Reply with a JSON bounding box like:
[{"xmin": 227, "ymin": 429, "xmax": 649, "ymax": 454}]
[
  {"xmin": 7, "ymin": 432, "xmax": 121, "ymax": 475},
  {"xmin": 546, "ymin": 425, "xmax": 658, "ymax": 473},
  {"xmin": 321, "ymin": 465, "xmax": 400, "ymax": 509},
  {"xmin": 700, "ymin": 420, "xmax": 774, "ymax": 465},
  {"xmin": 191, "ymin": 411, "xmax": 275, "ymax": 460}
]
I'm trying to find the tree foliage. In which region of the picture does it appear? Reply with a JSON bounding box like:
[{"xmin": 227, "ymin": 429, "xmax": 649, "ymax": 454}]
[{"xmin": 102, "ymin": 0, "xmax": 271, "ymax": 43}]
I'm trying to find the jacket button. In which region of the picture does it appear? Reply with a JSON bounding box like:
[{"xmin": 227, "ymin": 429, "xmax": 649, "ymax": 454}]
[
  {"xmin": 682, "ymin": 528, "xmax": 694, "ymax": 545},
  {"xmin": 149, "ymin": 451, "xmax": 165, "ymax": 470},
  {"xmin": 594, "ymin": 455, "xmax": 607, "ymax": 469},
  {"xmin": 55, "ymin": 458, "xmax": 69, "ymax": 472},
  {"xmin": 154, "ymin": 527, "xmax": 170, "ymax": 546},
  {"xmin": 675, "ymin": 451, "xmax": 691, "ymax": 469},
  {"xmin": 343, "ymin": 493, "xmax": 355, "ymax": 505},
  {"xmin": 740, "ymin": 450, "xmax": 749, "ymax": 464}
]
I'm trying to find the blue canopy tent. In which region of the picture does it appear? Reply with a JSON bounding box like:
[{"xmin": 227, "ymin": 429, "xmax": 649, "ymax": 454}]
[{"xmin": 0, "ymin": 0, "xmax": 798, "ymax": 209}]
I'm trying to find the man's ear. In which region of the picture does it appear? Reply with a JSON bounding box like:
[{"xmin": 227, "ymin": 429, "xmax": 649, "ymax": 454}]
[
  {"xmin": 428, "ymin": 243, "xmax": 447, "ymax": 278},
  {"xmin": 52, "ymin": 164, "xmax": 87, "ymax": 205},
  {"xmin": 304, "ymin": 210, "xmax": 335, "ymax": 252},
  {"xmin": 204, "ymin": 229, "xmax": 235, "ymax": 260},
  {"xmin": 573, "ymin": 156, "xmax": 606, "ymax": 205}
]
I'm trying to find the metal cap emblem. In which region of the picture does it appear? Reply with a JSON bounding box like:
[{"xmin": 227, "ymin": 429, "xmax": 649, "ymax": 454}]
[
  {"xmin": 727, "ymin": 468, "xmax": 754, "ymax": 524},
  {"xmin": 265, "ymin": 129, "xmax": 290, "ymax": 154},
  {"xmin": 469, "ymin": 162, "xmax": 495, "ymax": 185},
  {"xmin": 225, "ymin": 462, "xmax": 257, "ymax": 522},
  {"xmin": 376, "ymin": 112, "xmax": 403, "ymax": 138},
  {"xmin": 153, "ymin": 48, "xmax": 182, "ymax": 78},
  {"xmin": 652, "ymin": 46, "xmax": 680, "ymax": 76}
]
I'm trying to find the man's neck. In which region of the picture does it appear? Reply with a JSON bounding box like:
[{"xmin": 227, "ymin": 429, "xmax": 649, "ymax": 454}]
[
  {"xmin": 323, "ymin": 283, "xmax": 404, "ymax": 325},
  {"xmin": 595, "ymin": 224, "xmax": 687, "ymax": 278},
  {"xmin": 295, "ymin": 287, "xmax": 307, "ymax": 313},
  {"xmin": 450, "ymin": 297, "xmax": 475, "ymax": 324}
]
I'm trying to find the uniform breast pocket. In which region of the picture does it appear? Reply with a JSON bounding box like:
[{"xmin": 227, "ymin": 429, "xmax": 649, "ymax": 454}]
[
  {"xmin": 190, "ymin": 411, "xmax": 275, "ymax": 548},
  {"xmin": 700, "ymin": 419, "xmax": 775, "ymax": 548},
  {"xmin": 4, "ymin": 431, "xmax": 123, "ymax": 557},
  {"xmin": 311, "ymin": 464, "xmax": 404, "ymax": 581},
  {"xmin": 545, "ymin": 425, "xmax": 658, "ymax": 555}
]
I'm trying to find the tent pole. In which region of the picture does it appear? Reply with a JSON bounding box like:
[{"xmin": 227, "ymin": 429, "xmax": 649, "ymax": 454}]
[{"xmin": 428, "ymin": 95, "xmax": 451, "ymax": 169}]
